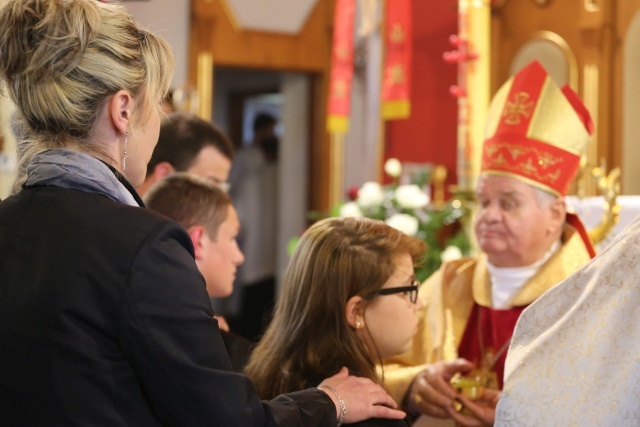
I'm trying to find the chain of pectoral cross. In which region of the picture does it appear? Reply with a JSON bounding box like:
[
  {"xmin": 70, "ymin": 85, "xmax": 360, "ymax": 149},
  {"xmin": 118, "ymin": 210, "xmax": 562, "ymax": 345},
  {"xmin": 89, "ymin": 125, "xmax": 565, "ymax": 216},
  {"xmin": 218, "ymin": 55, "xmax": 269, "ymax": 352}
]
[{"xmin": 477, "ymin": 309, "xmax": 512, "ymax": 372}]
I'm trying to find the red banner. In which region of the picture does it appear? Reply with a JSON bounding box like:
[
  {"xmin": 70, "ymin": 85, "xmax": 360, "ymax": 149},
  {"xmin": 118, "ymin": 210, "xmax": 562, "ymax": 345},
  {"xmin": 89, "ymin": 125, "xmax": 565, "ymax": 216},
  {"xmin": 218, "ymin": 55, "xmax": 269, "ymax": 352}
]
[
  {"xmin": 327, "ymin": 0, "xmax": 356, "ymax": 133},
  {"xmin": 382, "ymin": 0, "xmax": 412, "ymax": 120}
]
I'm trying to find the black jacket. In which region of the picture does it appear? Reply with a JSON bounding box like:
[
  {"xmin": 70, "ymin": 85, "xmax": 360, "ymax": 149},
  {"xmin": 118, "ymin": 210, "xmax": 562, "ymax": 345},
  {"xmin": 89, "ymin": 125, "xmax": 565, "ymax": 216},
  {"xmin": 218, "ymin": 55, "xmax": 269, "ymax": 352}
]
[
  {"xmin": 349, "ymin": 419, "xmax": 410, "ymax": 427},
  {"xmin": 0, "ymin": 185, "xmax": 334, "ymax": 426}
]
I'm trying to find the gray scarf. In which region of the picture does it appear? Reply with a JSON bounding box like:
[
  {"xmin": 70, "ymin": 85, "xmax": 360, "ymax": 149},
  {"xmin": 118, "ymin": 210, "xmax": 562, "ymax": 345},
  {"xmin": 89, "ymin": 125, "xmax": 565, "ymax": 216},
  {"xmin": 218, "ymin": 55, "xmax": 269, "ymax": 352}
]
[{"xmin": 23, "ymin": 148, "xmax": 138, "ymax": 207}]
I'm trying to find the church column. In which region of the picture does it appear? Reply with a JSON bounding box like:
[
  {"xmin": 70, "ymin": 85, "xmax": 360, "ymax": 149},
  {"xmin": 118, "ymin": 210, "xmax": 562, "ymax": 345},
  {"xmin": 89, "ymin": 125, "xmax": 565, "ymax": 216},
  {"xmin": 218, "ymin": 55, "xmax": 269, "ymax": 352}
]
[{"xmin": 448, "ymin": 0, "xmax": 491, "ymax": 192}]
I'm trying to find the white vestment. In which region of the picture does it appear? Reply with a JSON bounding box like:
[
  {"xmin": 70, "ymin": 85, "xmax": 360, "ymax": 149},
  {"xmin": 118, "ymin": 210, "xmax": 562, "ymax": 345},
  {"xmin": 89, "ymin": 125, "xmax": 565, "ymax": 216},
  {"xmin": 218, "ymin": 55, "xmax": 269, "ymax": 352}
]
[{"xmin": 496, "ymin": 215, "xmax": 640, "ymax": 425}]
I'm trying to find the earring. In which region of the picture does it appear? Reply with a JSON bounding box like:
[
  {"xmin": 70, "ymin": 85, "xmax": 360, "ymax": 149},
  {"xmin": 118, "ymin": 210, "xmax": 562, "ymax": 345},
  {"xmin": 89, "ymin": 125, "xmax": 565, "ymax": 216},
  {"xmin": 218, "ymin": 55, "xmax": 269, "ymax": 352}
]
[
  {"xmin": 123, "ymin": 130, "xmax": 129, "ymax": 171},
  {"xmin": 356, "ymin": 321, "xmax": 362, "ymax": 329}
]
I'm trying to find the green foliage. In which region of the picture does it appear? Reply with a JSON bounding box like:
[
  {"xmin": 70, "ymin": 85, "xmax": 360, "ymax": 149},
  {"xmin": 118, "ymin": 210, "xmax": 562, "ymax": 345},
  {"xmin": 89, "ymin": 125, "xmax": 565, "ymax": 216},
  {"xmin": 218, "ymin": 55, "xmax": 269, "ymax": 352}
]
[
  {"xmin": 415, "ymin": 201, "xmax": 472, "ymax": 281},
  {"xmin": 288, "ymin": 162, "xmax": 473, "ymax": 280}
]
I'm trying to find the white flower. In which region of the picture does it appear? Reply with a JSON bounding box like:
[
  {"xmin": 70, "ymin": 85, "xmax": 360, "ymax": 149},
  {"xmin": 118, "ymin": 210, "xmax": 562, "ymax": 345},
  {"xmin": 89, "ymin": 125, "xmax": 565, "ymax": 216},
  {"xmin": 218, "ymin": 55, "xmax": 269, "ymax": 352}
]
[
  {"xmin": 385, "ymin": 213, "xmax": 419, "ymax": 236},
  {"xmin": 441, "ymin": 245, "xmax": 463, "ymax": 263},
  {"xmin": 395, "ymin": 185, "xmax": 429, "ymax": 209},
  {"xmin": 339, "ymin": 202, "xmax": 363, "ymax": 218},
  {"xmin": 384, "ymin": 158, "xmax": 402, "ymax": 178},
  {"xmin": 357, "ymin": 182, "xmax": 385, "ymax": 208}
]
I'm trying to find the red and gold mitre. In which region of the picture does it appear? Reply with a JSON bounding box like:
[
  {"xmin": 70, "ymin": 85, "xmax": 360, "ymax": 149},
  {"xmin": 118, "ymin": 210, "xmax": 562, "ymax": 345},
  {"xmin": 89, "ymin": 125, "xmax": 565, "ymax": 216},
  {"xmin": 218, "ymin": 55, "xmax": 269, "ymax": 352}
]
[{"xmin": 481, "ymin": 60, "xmax": 594, "ymax": 197}]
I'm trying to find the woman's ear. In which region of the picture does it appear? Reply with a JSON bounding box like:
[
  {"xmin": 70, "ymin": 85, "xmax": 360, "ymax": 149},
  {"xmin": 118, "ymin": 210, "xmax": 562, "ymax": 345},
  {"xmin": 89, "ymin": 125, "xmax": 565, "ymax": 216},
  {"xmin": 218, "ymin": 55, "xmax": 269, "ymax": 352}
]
[
  {"xmin": 108, "ymin": 89, "xmax": 133, "ymax": 135},
  {"xmin": 345, "ymin": 295, "xmax": 365, "ymax": 330}
]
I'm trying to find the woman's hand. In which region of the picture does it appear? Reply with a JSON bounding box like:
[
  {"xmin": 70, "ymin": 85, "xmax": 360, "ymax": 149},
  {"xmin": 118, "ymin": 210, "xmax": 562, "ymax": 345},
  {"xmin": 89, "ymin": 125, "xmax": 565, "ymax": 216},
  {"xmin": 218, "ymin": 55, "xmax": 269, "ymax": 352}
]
[{"xmin": 318, "ymin": 367, "xmax": 406, "ymax": 424}]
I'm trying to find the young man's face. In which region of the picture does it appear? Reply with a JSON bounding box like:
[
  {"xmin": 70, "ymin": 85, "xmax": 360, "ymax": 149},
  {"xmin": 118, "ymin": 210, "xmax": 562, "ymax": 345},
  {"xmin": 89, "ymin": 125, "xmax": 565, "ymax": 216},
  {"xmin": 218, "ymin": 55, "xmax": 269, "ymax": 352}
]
[
  {"xmin": 199, "ymin": 205, "xmax": 244, "ymax": 297},
  {"xmin": 187, "ymin": 145, "xmax": 232, "ymax": 188}
]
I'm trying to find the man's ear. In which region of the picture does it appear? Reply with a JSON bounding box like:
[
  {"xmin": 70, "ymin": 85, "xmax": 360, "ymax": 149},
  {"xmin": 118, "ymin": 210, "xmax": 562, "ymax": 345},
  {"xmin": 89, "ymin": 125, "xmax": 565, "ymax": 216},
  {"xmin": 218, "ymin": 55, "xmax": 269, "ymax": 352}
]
[
  {"xmin": 345, "ymin": 295, "xmax": 366, "ymax": 330},
  {"xmin": 152, "ymin": 161, "xmax": 175, "ymax": 180},
  {"xmin": 549, "ymin": 197, "xmax": 568, "ymax": 234},
  {"xmin": 187, "ymin": 225, "xmax": 207, "ymax": 260},
  {"xmin": 138, "ymin": 162, "xmax": 175, "ymax": 195},
  {"xmin": 108, "ymin": 89, "xmax": 133, "ymax": 135}
]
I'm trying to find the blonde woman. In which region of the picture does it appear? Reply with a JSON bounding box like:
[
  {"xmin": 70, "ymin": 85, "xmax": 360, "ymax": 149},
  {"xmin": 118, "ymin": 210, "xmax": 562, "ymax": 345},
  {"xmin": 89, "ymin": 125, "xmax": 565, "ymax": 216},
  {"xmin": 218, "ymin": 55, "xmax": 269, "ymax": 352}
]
[
  {"xmin": 246, "ymin": 217, "xmax": 426, "ymax": 426},
  {"xmin": 0, "ymin": 1, "xmax": 405, "ymax": 425}
]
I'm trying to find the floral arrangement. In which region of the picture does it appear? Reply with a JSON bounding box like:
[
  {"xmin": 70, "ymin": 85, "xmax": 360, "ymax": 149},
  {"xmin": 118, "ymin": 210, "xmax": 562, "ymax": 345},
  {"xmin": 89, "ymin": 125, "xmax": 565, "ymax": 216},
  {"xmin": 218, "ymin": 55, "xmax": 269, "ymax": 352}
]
[{"xmin": 333, "ymin": 159, "xmax": 471, "ymax": 281}]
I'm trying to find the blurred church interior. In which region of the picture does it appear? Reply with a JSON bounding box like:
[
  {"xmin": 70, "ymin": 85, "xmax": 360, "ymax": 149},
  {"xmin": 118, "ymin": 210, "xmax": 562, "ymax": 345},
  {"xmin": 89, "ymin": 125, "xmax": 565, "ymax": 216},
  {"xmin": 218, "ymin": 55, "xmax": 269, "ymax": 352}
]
[{"xmin": 1, "ymin": 0, "xmax": 639, "ymax": 275}]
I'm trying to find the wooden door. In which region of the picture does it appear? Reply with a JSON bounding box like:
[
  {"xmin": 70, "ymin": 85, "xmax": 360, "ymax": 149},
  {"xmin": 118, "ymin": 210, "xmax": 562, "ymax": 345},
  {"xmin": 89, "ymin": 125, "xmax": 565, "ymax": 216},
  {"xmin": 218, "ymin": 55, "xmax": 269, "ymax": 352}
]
[{"xmin": 190, "ymin": 0, "xmax": 335, "ymax": 211}]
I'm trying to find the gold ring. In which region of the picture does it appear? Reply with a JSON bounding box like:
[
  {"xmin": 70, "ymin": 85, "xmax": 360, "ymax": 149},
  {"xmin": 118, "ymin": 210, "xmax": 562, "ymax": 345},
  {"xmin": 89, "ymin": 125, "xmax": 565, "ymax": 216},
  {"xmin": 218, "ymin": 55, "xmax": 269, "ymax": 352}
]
[{"xmin": 413, "ymin": 394, "xmax": 423, "ymax": 405}]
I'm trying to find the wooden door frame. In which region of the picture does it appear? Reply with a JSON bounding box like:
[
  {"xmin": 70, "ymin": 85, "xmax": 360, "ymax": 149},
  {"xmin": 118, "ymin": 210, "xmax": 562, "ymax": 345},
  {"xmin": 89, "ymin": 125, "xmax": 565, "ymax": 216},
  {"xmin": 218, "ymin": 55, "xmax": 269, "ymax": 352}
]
[
  {"xmin": 227, "ymin": 87, "xmax": 280, "ymax": 150},
  {"xmin": 189, "ymin": 0, "xmax": 335, "ymax": 213}
]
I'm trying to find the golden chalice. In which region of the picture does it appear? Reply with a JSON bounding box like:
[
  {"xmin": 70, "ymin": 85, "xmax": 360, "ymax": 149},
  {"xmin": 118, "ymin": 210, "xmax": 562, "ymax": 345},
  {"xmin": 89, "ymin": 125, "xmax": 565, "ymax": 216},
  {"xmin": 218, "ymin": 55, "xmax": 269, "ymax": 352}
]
[{"xmin": 450, "ymin": 369, "xmax": 495, "ymax": 414}]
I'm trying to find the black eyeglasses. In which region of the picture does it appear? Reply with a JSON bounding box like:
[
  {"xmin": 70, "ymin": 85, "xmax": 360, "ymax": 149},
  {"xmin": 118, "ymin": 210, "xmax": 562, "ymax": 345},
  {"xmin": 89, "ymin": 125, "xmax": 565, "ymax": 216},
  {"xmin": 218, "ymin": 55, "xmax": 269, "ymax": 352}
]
[{"xmin": 368, "ymin": 280, "xmax": 420, "ymax": 304}]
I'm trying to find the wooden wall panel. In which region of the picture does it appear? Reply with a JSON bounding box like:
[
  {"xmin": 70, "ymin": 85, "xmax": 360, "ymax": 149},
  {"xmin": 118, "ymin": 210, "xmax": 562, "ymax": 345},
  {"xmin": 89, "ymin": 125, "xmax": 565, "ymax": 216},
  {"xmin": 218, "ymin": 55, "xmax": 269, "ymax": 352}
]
[
  {"xmin": 612, "ymin": 0, "xmax": 640, "ymax": 182},
  {"xmin": 192, "ymin": 0, "xmax": 330, "ymax": 72},
  {"xmin": 490, "ymin": 0, "xmax": 619, "ymax": 195},
  {"xmin": 491, "ymin": 1, "xmax": 588, "ymax": 91}
]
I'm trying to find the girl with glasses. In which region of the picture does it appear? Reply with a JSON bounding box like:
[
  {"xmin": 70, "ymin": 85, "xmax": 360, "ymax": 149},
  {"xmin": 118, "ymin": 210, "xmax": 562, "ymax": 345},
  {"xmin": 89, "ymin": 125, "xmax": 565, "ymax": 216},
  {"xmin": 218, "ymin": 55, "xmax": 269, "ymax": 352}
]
[{"xmin": 246, "ymin": 217, "xmax": 426, "ymax": 426}]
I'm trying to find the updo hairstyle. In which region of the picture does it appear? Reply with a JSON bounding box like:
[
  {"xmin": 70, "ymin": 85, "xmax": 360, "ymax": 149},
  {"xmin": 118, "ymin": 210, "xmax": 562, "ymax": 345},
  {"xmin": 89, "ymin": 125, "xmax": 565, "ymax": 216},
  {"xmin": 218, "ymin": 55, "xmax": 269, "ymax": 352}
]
[{"xmin": 0, "ymin": 0, "xmax": 175, "ymax": 190}]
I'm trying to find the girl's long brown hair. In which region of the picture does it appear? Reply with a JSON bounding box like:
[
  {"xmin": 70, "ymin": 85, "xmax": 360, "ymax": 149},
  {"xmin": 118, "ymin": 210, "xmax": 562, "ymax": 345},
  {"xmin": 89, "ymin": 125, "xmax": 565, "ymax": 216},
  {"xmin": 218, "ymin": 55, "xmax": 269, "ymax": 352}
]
[{"xmin": 245, "ymin": 217, "xmax": 426, "ymax": 399}]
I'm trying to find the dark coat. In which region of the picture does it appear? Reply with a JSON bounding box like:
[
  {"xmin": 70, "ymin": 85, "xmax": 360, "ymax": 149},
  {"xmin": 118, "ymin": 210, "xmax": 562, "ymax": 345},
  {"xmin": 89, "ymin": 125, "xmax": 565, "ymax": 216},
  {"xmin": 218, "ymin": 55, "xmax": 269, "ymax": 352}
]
[
  {"xmin": 220, "ymin": 330, "xmax": 253, "ymax": 372},
  {"xmin": 0, "ymin": 185, "xmax": 334, "ymax": 426},
  {"xmin": 349, "ymin": 419, "xmax": 410, "ymax": 427}
]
